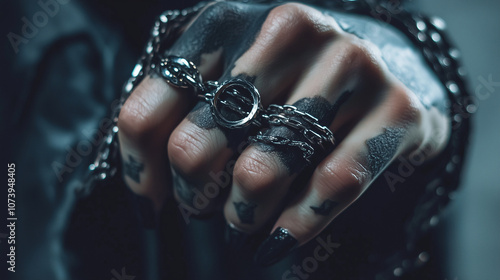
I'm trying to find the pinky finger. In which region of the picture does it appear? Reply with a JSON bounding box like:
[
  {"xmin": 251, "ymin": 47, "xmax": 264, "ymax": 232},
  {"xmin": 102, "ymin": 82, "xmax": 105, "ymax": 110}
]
[{"xmin": 254, "ymin": 109, "xmax": 423, "ymax": 266}]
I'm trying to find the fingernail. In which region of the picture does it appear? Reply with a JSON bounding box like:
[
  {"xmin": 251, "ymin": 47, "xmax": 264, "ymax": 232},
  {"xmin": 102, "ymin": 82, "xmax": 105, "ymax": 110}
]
[
  {"xmin": 225, "ymin": 223, "xmax": 250, "ymax": 251},
  {"xmin": 128, "ymin": 190, "xmax": 157, "ymax": 228},
  {"xmin": 254, "ymin": 227, "xmax": 297, "ymax": 266}
]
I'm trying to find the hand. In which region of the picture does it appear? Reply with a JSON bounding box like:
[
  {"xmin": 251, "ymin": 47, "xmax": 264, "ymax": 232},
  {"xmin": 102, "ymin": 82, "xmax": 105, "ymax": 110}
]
[{"xmin": 117, "ymin": 1, "xmax": 450, "ymax": 265}]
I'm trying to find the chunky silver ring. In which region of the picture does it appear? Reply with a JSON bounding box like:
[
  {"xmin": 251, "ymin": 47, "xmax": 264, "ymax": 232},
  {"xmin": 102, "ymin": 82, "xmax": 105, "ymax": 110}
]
[
  {"xmin": 210, "ymin": 79, "xmax": 263, "ymax": 129},
  {"xmin": 156, "ymin": 55, "xmax": 205, "ymax": 91},
  {"xmin": 153, "ymin": 55, "xmax": 264, "ymax": 129},
  {"xmin": 153, "ymin": 55, "xmax": 335, "ymax": 162}
]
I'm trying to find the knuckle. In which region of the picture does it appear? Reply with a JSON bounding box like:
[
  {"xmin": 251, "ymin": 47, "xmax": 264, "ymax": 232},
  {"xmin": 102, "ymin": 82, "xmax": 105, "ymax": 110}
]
[
  {"xmin": 233, "ymin": 151, "xmax": 278, "ymax": 196},
  {"xmin": 316, "ymin": 158, "xmax": 370, "ymax": 199},
  {"xmin": 387, "ymin": 85, "xmax": 423, "ymax": 126},
  {"xmin": 118, "ymin": 90, "xmax": 157, "ymax": 144},
  {"xmin": 266, "ymin": 3, "xmax": 337, "ymax": 38},
  {"xmin": 269, "ymin": 3, "xmax": 309, "ymax": 25},
  {"xmin": 168, "ymin": 125, "xmax": 212, "ymax": 176},
  {"xmin": 340, "ymin": 39, "xmax": 380, "ymax": 74}
]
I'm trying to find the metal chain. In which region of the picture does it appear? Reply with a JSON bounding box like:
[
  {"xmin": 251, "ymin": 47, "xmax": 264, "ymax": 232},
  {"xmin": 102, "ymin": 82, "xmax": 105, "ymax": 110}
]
[
  {"xmin": 243, "ymin": 1, "xmax": 472, "ymax": 278},
  {"xmin": 153, "ymin": 56, "xmax": 337, "ymax": 158},
  {"xmin": 263, "ymin": 104, "xmax": 335, "ymax": 147},
  {"xmin": 248, "ymin": 104, "xmax": 336, "ymax": 162},
  {"xmin": 251, "ymin": 134, "xmax": 315, "ymax": 162},
  {"xmin": 79, "ymin": 3, "xmax": 208, "ymax": 195},
  {"xmin": 82, "ymin": 2, "xmax": 472, "ymax": 278},
  {"xmin": 295, "ymin": 0, "xmax": 472, "ymax": 278}
]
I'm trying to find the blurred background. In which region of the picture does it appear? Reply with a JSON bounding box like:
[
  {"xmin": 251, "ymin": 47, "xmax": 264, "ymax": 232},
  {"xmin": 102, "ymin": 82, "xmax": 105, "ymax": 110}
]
[
  {"xmin": 1, "ymin": 0, "xmax": 499, "ymax": 279},
  {"xmin": 415, "ymin": 0, "xmax": 500, "ymax": 279}
]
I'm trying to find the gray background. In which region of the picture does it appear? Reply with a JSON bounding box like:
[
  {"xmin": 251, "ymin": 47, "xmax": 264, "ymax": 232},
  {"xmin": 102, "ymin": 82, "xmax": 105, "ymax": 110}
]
[{"xmin": 417, "ymin": 0, "xmax": 500, "ymax": 278}]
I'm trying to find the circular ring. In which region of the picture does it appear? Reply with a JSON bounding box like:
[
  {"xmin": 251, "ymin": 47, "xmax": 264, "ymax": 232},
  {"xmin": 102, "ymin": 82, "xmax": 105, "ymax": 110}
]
[{"xmin": 211, "ymin": 79, "xmax": 262, "ymax": 129}]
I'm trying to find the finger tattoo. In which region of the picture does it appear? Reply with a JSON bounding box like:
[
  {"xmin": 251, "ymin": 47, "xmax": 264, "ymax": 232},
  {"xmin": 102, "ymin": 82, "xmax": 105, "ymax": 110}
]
[
  {"xmin": 123, "ymin": 155, "xmax": 144, "ymax": 183},
  {"xmin": 365, "ymin": 127, "xmax": 405, "ymax": 175},
  {"xmin": 310, "ymin": 199, "xmax": 338, "ymax": 216},
  {"xmin": 233, "ymin": 201, "xmax": 257, "ymax": 224}
]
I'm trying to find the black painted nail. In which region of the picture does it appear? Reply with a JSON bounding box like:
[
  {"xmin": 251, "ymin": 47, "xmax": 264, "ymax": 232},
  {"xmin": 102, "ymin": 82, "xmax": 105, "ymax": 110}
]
[
  {"xmin": 254, "ymin": 227, "xmax": 298, "ymax": 266},
  {"xmin": 225, "ymin": 223, "xmax": 250, "ymax": 251}
]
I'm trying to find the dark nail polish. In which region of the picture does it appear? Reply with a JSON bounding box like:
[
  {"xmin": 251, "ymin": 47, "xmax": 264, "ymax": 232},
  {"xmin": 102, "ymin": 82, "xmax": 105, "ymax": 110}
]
[
  {"xmin": 254, "ymin": 227, "xmax": 298, "ymax": 266},
  {"xmin": 225, "ymin": 223, "xmax": 250, "ymax": 251}
]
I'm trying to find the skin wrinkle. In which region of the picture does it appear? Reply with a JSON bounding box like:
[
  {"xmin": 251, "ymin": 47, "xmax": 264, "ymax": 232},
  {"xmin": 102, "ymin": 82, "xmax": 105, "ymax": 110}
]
[{"xmin": 114, "ymin": 3, "xmax": 453, "ymax": 258}]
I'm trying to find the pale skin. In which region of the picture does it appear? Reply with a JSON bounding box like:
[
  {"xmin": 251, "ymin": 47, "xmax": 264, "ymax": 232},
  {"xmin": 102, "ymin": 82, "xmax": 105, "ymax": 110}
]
[{"xmin": 117, "ymin": 1, "xmax": 450, "ymax": 262}]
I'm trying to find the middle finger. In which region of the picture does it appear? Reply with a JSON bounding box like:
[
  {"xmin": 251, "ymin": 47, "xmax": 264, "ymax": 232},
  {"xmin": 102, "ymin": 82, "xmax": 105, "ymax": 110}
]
[{"xmin": 168, "ymin": 2, "xmax": 336, "ymax": 219}]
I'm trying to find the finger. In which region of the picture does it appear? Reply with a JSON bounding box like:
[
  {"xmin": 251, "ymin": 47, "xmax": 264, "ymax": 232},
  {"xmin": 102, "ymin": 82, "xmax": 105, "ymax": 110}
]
[
  {"xmin": 223, "ymin": 22, "xmax": 382, "ymax": 243},
  {"xmin": 168, "ymin": 2, "xmax": 337, "ymax": 222},
  {"xmin": 117, "ymin": 5, "xmax": 228, "ymax": 226},
  {"xmin": 254, "ymin": 83, "xmax": 450, "ymax": 265},
  {"xmin": 118, "ymin": 76, "xmax": 191, "ymax": 212}
]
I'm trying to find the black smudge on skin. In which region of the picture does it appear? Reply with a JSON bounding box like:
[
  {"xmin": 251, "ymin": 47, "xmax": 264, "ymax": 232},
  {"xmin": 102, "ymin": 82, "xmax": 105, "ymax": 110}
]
[
  {"xmin": 167, "ymin": 2, "xmax": 272, "ymax": 68},
  {"xmin": 365, "ymin": 127, "xmax": 406, "ymax": 175},
  {"xmin": 162, "ymin": 2, "xmax": 271, "ymax": 150},
  {"xmin": 254, "ymin": 96, "xmax": 338, "ymax": 174}
]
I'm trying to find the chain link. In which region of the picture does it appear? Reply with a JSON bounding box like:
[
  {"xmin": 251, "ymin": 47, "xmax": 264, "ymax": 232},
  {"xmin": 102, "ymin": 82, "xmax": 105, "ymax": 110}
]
[
  {"xmin": 81, "ymin": 3, "xmax": 208, "ymax": 193},
  {"xmin": 81, "ymin": 1, "xmax": 473, "ymax": 279},
  {"xmin": 250, "ymin": 134, "xmax": 315, "ymax": 163},
  {"xmin": 262, "ymin": 104, "xmax": 335, "ymax": 147}
]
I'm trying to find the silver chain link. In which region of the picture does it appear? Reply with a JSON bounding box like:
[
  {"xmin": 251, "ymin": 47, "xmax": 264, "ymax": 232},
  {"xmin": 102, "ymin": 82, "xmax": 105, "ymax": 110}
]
[
  {"xmin": 263, "ymin": 104, "xmax": 335, "ymax": 147},
  {"xmin": 156, "ymin": 59, "xmax": 336, "ymax": 160},
  {"xmin": 81, "ymin": 4, "xmax": 207, "ymax": 191}
]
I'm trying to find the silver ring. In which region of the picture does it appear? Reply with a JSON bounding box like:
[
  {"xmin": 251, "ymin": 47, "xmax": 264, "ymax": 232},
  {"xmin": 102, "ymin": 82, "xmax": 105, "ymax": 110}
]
[
  {"xmin": 211, "ymin": 79, "xmax": 263, "ymax": 129},
  {"xmin": 153, "ymin": 56, "xmax": 263, "ymax": 129},
  {"xmin": 156, "ymin": 55, "xmax": 205, "ymax": 91}
]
